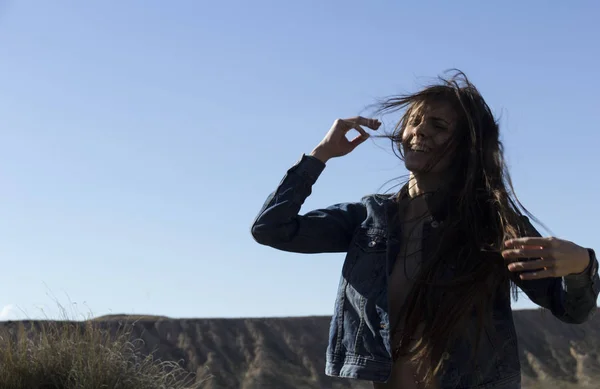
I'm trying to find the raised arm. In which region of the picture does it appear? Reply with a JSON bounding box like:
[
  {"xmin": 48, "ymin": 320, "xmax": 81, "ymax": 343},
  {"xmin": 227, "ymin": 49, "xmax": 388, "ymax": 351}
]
[
  {"xmin": 251, "ymin": 117, "xmax": 381, "ymax": 254},
  {"xmin": 251, "ymin": 155, "xmax": 365, "ymax": 253}
]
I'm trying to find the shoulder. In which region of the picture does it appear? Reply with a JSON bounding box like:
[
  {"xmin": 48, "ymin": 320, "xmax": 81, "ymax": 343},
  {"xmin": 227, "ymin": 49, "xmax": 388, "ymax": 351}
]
[
  {"xmin": 359, "ymin": 193, "xmax": 396, "ymax": 217},
  {"xmin": 360, "ymin": 193, "xmax": 396, "ymax": 205},
  {"xmin": 326, "ymin": 194, "xmax": 394, "ymax": 227},
  {"xmin": 353, "ymin": 194, "xmax": 395, "ymax": 232}
]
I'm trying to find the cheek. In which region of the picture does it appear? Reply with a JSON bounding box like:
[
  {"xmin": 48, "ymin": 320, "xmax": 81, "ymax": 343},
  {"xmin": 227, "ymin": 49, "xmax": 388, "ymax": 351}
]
[
  {"xmin": 401, "ymin": 131, "xmax": 410, "ymax": 143},
  {"xmin": 432, "ymin": 133, "xmax": 452, "ymax": 148},
  {"xmin": 397, "ymin": 132, "xmax": 410, "ymax": 152},
  {"xmin": 401, "ymin": 129, "xmax": 415, "ymax": 147},
  {"xmin": 431, "ymin": 148, "xmax": 459, "ymax": 172}
]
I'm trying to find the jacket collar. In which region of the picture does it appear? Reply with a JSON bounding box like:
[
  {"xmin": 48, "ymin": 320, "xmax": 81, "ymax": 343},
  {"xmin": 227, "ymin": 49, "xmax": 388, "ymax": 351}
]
[{"xmin": 392, "ymin": 183, "xmax": 451, "ymax": 223}]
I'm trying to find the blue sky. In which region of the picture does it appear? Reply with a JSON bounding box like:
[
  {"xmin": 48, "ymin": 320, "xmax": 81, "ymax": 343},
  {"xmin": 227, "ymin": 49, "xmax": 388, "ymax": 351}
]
[{"xmin": 1, "ymin": 1, "xmax": 598, "ymax": 320}]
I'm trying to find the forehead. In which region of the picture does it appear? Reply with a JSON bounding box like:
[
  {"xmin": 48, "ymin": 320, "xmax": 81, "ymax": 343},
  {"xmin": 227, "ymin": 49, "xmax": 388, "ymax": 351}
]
[{"xmin": 410, "ymin": 100, "xmax": 458, "ymax": 122}]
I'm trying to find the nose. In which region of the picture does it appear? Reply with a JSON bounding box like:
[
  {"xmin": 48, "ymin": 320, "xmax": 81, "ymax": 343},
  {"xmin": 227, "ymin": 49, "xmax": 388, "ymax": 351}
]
[{"xmin": 412, "ymin": 122, "xmax": 428, "ymax": 139}]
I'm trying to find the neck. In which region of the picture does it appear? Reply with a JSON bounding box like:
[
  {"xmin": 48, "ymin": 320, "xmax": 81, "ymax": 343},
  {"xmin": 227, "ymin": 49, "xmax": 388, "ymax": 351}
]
[{"xmin": 407, "ymin": 171, "xmax": 447, "ymax": 198}]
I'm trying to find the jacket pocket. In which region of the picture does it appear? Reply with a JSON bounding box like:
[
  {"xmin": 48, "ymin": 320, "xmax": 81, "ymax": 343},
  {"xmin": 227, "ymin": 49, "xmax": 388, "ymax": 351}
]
[
  {"xmin": 355, "ymin": 227, "xmax": 387, "ymax": 253},
  {"xmin": 343, "ymin": 228, "xmax": 387, "ymax": 292}
]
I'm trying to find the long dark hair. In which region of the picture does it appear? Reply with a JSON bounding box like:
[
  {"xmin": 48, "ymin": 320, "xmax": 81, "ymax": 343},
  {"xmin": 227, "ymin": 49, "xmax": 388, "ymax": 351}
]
[{"xmin": 373, "ymin": 70, "xmax": 539, "ymax": 385}]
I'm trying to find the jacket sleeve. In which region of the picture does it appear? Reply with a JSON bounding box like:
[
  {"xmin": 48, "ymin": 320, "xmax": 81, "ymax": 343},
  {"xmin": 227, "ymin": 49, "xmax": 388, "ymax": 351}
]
[
  {"xmin": 510, "ymin": 216, "xmax": 600, "ymax": 324},
  {"xmin": 250, "ymin": 154, "xmax": 366, "ymax": 254}
]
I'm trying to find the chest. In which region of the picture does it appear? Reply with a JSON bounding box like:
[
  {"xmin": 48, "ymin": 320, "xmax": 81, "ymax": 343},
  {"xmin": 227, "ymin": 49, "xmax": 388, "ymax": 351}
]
[
  {"xmin": 344, "ymin": 214, "xmax": 446, "ymax": 316},
  {"xmin": 396, "ymin": 216, "xmax": 426, "ymax": 267},
  {"xmin": 387, "ymin": 217, "xmax": 430, "ymax": 326}
]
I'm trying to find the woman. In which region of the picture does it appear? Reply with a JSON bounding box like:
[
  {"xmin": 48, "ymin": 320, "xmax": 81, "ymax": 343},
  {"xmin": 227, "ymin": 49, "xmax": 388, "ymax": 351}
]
[{"xmin": 250, "ymin": 71, "xmax": 599, "ymax": 389}]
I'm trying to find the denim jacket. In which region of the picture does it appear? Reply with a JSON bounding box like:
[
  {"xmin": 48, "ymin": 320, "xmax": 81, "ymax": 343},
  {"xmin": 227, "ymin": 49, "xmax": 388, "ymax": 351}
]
[{"xmin": 251, "ymin": 154, "xmax": 600, "ymax": 389}]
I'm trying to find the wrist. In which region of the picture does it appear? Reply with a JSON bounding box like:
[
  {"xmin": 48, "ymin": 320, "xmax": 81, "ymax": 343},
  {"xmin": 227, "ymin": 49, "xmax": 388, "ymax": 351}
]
[
  {"xmin": 571, "ymin": 247, "xmax": 592, "ymax": 275},
  {"xmin": 310, "ymin": 147, "xmax": 331, "ymax": 164}
]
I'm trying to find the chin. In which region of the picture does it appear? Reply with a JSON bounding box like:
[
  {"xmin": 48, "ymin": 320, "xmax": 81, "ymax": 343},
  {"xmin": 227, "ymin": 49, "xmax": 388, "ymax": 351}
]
[
  {"xmin": 404, "ymin": 153, "xmax": 450, "ymax": 174},
  {"xmin": 404, "ymin": 163, "xmax": 426, "ymax": 173},
  {"xmin": 403, "ymin": 158, "xmax": 427, "ymax": 173}
]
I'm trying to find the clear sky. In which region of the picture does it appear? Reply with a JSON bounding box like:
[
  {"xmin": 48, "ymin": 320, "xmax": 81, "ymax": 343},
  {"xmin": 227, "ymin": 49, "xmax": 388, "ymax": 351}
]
[{"xmin": 1, "ymin": 1, "xmax": 598, "ymax": 320}]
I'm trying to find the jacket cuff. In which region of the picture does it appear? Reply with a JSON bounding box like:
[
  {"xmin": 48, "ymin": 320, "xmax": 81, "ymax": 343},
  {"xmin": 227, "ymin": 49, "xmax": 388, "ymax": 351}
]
[
  {"xmin": 564, "ymin": 248, "xmax": 599, "ymax": 289},
  {"xmin": 289, "ymin": 154, "xmax": 326, "ymax": 185}
]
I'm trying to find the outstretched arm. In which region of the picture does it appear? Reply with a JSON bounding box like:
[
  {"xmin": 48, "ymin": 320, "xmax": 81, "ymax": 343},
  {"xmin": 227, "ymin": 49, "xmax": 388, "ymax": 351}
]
[{"xmin": 502, "ymin": 217, "xmax": 599, "ymax": 324}]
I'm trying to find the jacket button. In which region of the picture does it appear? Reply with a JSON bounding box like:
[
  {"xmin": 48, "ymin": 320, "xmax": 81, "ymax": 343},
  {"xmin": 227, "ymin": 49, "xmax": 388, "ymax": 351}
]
[{"xmin": 368, "ymin": 240, "xmax": 377, "ymax": 247}]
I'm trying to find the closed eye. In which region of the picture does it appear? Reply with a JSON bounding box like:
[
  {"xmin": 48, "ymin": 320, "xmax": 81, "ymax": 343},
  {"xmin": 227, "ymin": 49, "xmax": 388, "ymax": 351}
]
[
  {"xmin": 432, "ymin": 117, "xmax": 450, "ymax": 129},
  {"xmin": 410, "ymin": 115, "xmax": 422, "ymax": 126}
]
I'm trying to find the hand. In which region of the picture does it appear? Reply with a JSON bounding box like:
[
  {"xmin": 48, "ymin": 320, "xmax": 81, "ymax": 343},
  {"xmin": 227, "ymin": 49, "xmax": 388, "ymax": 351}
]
[
  {"xmin": 501, "ymin": 237, "xmax": 591, "ymax": 280},
  {"xmin": 310, "ymin": 116, "xmax": 381, "ymax": 163}
]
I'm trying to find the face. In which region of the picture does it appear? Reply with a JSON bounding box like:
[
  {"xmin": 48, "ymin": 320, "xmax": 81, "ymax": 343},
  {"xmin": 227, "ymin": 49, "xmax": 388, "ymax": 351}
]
[{"xmin": 401, "ymin": 101, "xmax": 458, "ymax": 174}]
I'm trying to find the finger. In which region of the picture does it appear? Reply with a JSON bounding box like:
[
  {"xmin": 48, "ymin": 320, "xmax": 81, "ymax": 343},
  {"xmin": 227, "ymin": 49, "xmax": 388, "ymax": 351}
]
[
  {"xmin": 353, "ymin": 124, "xmax": 368, "ymax": 137},
  {"xmin": 347, "ymin": 116, "xmax": 381, "ymax": 130},
  {"xmin": 338, "ymin": 121, "xmax": 369, "ymax": 136},
  {"xmin": 348, "ymin": 126, "xmax": 370, "ymax": 148},
  {"xmin": 501, "ymin": 247, "xmax": 553, "ymax": 259},
  {"xmin": 338, "ymin": 121, "xmax": 369, "ymax": 138},
  {"xmin": 518, "ymin": 268, "xmax": 558, "ymax": 280},
  {"xmin": 504, "ymin": 237, "xmax": 554, "ymax": 248},
  {"xmin": 337, "ymin": 119, "xmax": 361, "ymax": 134},
  {"xmin": 507, "ymin": 258, "xmax": 556, "ymax": 272}
]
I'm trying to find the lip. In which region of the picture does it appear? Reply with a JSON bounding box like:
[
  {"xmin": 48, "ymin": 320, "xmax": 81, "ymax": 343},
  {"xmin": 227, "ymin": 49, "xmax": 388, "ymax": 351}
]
[{"xmin": 407, "ymin": 144, "xmax": 431, "ymax": 152}]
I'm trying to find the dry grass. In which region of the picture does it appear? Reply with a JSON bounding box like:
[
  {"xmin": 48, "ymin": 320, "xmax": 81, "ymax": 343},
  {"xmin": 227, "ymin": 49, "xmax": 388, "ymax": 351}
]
[{"xmin": 0, "ymin": 304, "xmax": 208, "ymax": 389}]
